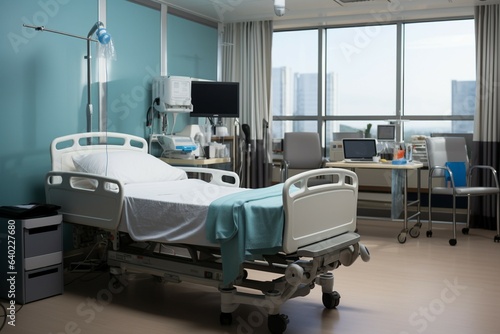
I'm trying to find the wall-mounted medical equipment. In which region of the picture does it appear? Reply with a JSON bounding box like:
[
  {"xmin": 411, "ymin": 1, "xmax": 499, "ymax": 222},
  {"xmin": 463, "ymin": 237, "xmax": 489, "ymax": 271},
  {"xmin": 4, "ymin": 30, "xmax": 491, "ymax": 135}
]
[
  {"xmin": 155, "ymin": 134, "xmax": 197, "ymax": 159},
  {"xmin": 152, "ymin": 76, "xmax": 193, "ymax": 113}
]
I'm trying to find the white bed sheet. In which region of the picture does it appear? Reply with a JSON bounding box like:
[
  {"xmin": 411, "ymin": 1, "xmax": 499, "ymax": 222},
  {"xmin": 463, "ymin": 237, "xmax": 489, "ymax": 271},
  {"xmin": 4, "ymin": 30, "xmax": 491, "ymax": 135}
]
[{"xmin": 118, "ymin": 179, "xmax": 247, "ymax": 246}]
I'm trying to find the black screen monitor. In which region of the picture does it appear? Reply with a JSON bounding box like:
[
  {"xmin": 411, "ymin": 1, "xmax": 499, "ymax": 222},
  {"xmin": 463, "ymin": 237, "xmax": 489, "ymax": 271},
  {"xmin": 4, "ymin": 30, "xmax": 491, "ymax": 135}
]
[
  {"xmin": 377, "ymin": 124, "xmax": 396, "ymax": 141},
  {"xmin": 190, "ymin": 81, "xmax": 240, "ymax": 118}
]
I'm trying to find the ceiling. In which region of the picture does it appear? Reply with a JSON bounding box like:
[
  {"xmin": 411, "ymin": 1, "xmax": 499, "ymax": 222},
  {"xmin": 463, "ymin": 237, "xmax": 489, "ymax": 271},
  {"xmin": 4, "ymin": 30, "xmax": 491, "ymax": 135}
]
[{"xmin": 155, "ymin": 0, "xmax": 500, "ymax": 29}]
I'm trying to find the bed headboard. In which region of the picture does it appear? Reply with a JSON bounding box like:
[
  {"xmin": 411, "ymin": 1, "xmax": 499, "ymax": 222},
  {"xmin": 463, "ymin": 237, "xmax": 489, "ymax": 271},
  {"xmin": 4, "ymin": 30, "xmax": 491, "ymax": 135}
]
[{"xmin": 51, "ymin": 132, "xmax": 148, "ymax": 172}]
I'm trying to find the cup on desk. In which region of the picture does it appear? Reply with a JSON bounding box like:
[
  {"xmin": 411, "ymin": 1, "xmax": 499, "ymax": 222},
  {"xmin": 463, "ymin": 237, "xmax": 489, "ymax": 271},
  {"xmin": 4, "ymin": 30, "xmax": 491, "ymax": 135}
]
[{"xmin": 372, "ymin": 156, "xmax": 381, "ymax": 163}]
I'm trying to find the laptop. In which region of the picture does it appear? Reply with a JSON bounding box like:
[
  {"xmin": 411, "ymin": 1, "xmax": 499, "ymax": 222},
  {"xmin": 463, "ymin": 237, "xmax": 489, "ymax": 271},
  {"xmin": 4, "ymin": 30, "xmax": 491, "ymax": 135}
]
[{"xmin": 342, "ymin": 138, "xmax": 378, "ymax": 162}]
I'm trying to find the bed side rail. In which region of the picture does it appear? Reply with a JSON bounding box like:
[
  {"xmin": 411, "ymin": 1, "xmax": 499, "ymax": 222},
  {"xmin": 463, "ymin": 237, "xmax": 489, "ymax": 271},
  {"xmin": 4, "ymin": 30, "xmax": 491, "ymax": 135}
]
[
  {"xmin": 179, "ymin": 167, "xmax": 240, "ymax": 188},
  {"xmin": 282, "ymin": 168, "xmax": 359, "ymax": 254},
  {"xmin": 45, "ymin": 171, "xmax": 124, "ymax": 230}
]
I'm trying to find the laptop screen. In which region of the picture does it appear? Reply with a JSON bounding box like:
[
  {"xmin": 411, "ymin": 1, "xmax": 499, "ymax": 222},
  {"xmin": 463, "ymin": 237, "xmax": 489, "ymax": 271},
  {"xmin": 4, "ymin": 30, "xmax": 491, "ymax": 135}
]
[{"xmin": 342, "ymin": 138, "xmax": 378, "ymax": 160}]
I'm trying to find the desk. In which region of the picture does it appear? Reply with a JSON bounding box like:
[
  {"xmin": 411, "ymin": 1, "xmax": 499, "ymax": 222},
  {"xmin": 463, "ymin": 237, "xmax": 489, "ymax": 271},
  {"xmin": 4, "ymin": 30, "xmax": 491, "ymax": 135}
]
[{"xmin": 326, "ymin": 161, "xmax": 423, "ymax": 243}]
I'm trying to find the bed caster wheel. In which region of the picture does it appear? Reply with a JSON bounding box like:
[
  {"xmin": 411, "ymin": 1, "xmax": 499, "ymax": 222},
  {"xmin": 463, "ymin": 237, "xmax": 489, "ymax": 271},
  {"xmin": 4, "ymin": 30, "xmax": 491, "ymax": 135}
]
[
  {"xmin": 409, "ymin": 226, "xmax": 420, "ymax": 238},
  {"xmin": 322, "ymin": 291, "xmax": 341, "ymax": 309},
  {"xmin": 494, "ymin": 235, "xmax": 500, "ymax": 243},
  {"xmin": 220, "ymin": 312, "xmax": 232, "ymax": 326},
  {"xmin": 268, "ymin": 314, "xmax": 288, "ymax": 334},
  {"xmin": 462, "ymin": 228, "xmax": 469, "ymax": 235},
  {"xmin": 426, "ymin": 230, "xmax": 433, "ymax": 238},
  {"xmin": 449, "ymin": 239, "xmax": 457, "ymax": 246},
  {"xmin": 397, "ymin": 232, "xmax": 407, "ymax": 244}
]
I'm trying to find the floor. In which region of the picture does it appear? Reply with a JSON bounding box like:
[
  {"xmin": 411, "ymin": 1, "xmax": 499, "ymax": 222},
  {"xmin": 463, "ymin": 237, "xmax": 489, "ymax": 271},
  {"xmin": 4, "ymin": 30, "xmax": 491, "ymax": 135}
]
[{"xmin": 2, "ymin": 219, "xmax": 500, "ymax": 334}]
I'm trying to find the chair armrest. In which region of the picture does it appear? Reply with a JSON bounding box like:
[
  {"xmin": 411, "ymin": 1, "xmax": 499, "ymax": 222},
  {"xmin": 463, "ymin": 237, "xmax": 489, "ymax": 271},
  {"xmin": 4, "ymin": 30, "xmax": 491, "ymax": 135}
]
[
  {"xmin": 469, "ymin": 165, "xmax": 500, "ymax": 188},
  {"xmin": 428, "ymin": 165, "xmax": 456, "ymax": 189},
  {"xmin": 428, "ymin": 165, "xmax": 449, "ymax": 178},
  {"xmin": 281, "ymin": 160, "xmax": 290, "ymax": 182}
]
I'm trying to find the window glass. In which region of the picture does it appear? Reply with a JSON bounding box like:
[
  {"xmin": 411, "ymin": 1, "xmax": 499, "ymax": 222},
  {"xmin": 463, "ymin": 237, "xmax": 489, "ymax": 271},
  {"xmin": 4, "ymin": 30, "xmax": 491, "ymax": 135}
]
[
  {"xmin": 326, "ymin": 24, "xmax": 397, "ymax": 116},
  {"xmin": 272, "ymin": 30, "xmax": 318, "ymax": 117},
  {"xmin": 325, "ymin": 121, "xmax": 395, "ymax": 144},
  {"xmin": 402, "ymin": 120, "xmax": 474, "ymax": 142},
  {"xmin": 272, "ymin": 120, "xmax": 317, "ymax": 140},
  {"xmin": 403, "ymin": 20, "xmax": 475, "ymax": 123},
  {"xmin": 271, "ymin": 19, "xmax": 476, "ymax": 147}
]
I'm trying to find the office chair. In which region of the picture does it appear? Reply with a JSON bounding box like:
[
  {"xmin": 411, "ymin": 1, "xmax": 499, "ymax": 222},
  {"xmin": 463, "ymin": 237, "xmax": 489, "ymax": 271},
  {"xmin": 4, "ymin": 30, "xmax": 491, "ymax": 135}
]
[
  {"xmin": 425, "ymin": 137, "xmax": 500, "ymax": 246},
  {"xmin": 281, "ymin": 132, "xmax": 328, "ymax": 186}
]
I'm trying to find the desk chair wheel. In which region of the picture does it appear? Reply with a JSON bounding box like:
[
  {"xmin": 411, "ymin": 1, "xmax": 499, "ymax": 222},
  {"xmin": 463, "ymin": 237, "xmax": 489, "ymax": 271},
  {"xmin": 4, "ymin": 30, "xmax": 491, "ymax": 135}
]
[
  {"xmin": 494, "ymin": 235, "xmax": 500, "ymax": 243},
  {"xmin": 322, "ymin": 291, "xmax": 341, "ymax": 309},
  {"xmin": 462, "ymin": 227, "xmax": 469, "ymax": 235},
  {"xmin": 268, "ymin": 314, "xmax": 289, "ymax": 334},
  {"xmin": 426, "ymin": 230, "xmax": 433, "ymax": 238},
  {"xmin": 449, "ymin": 238, "xmax": 457, "ymax": 246},
  {"xmin": 220, "ymin": 312, "xmax": 232, "ymax": 326}
]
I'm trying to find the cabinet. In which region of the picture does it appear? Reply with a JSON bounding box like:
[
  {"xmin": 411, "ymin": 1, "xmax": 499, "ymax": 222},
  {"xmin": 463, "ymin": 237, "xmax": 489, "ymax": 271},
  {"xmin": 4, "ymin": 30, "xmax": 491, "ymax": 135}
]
[{"xmin": 0, "ymin": 214, "xmax": 63, "ymax": 304}]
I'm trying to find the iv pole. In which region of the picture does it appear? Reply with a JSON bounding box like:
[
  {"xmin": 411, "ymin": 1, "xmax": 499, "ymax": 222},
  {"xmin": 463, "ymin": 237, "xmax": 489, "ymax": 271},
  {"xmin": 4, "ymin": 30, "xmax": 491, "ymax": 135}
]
[{"xmin": 23, "ymin": 22, "xmax": 109, "ymax": 139}]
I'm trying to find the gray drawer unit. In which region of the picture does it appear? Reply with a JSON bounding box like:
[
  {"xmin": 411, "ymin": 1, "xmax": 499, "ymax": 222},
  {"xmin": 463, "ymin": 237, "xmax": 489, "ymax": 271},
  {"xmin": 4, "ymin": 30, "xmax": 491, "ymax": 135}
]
[{"xmin": 0, "ymin": 214, "xmax": 63, "ymax": 304}]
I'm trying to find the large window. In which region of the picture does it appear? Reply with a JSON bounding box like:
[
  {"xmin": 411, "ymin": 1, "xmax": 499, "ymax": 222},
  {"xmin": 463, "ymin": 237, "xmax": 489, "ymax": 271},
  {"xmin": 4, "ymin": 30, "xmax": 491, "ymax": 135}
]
[
  {"xmin": 272, "ymin": 30, "xmax": 318, "ymax": 135},
  {"xmin": 403, "ymin": 20, "xmax": 476, "ymax": 140},
  {"xmin": 271, "ymin": 19, "xmax": 475, "ymax": 148}
]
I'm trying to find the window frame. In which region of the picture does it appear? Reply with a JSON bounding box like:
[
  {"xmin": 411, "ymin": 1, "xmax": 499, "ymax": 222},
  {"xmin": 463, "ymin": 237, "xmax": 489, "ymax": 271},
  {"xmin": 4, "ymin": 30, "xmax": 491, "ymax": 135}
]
[{"xmin": 272, "ymin": 17, "xmax": 475, "ymax": 150}]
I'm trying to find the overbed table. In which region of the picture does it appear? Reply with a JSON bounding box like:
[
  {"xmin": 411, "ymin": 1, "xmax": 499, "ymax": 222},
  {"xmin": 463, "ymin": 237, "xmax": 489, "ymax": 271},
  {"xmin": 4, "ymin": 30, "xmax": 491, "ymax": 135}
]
[{"xmin": 325, "ymin": 160, "xmax": 424, "ymax": 243}]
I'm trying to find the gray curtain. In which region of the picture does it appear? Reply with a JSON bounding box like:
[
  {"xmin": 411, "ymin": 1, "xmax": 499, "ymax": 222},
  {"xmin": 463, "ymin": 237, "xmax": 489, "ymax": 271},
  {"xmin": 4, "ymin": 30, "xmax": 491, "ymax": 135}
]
[
  {"xmin": 221, "ymin": 21, "xmax": 273, "ymax": 188},
  {"xmin": 470, "ymin": 4, "xmax": 500, "ymax": 229}
]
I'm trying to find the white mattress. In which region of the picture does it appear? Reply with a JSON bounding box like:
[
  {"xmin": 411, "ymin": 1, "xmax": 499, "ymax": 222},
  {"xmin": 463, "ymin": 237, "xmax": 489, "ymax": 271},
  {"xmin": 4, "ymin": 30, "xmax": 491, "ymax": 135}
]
[{"xmin": 118, "ymin": 179, "xmax": 247, "ymax": 246}]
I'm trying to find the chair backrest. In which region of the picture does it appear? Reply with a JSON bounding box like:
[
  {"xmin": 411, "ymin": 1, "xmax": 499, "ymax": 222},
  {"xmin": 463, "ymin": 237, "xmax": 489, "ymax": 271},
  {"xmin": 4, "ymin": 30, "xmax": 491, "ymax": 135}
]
[
  {"xmin": 283, "ymin": 132, "xmax": 323, "ymax": 169},
  {"xmin": 425, "ymin": 136, "xmax": 469, "ymax": 177}
]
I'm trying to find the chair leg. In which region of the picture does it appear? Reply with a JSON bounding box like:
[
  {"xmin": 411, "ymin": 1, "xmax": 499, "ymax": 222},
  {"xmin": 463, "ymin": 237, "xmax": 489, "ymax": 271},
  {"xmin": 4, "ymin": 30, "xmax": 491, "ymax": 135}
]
[
  {"xmin": 426, "ymin": 189, "xmax": 433, "ymax": 238},
  {"xmin": 462, "ymin": 195, "xmax": 470, "ymax": 235},
  {"xmin": 449, "ymin": 194, "xmax": 457, "ymax": 246},
  {"xmin": 495, "ymin": 194, "xmax": 500, "ymax": 243}
]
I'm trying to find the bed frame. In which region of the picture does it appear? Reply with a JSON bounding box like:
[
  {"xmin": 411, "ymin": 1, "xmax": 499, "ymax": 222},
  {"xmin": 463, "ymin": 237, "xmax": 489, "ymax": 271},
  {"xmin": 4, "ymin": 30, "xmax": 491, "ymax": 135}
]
[{"xmin": 45, "ymin": 132, "xmax": 369, "ymax": 334}]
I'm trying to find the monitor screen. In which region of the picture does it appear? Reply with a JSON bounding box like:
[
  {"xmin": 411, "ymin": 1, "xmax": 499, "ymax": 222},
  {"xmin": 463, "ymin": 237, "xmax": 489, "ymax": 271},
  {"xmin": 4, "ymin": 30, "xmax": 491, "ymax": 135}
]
[
  {"xmin": 342, "ymin": 138, "xmax": 378, "ymax": 160},
  {"xmin": 190, "ymin": 81, "xmax": 240, "ymax": 118},
  {"xmin": 377, "ymin": 124, "xmax": 396, "ymax": 141}
]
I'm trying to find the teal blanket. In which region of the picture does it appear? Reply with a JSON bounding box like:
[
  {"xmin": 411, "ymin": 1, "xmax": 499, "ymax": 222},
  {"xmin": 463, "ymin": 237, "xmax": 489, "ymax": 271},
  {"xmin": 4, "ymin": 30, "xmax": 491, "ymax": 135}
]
[{"xmin": 206, "ymin": 184, "xmax": 285, "ymax": 285}]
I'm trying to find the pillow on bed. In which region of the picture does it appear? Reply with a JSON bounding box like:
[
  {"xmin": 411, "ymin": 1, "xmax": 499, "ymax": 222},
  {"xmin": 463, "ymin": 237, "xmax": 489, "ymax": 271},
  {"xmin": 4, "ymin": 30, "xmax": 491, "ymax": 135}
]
[{"xmin": 72, "ymin": 151, "xmax": 187, "ymax": 184}]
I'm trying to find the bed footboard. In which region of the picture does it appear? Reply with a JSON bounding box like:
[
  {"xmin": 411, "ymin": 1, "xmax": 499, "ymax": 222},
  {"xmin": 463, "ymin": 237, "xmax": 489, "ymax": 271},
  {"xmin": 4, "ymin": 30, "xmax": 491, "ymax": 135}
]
[
  {"xmin": 45, "ymin": 171, "xmax": 124, "ymax": 230},
  {"xmin": 282, "ymin": 168, "xmax": 358, "ymax": 254}
]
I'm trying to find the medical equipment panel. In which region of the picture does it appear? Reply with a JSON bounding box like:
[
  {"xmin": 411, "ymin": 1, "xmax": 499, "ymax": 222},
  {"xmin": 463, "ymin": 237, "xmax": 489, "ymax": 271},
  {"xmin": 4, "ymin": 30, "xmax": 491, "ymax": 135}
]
[{"xmin": 152, "ymin": 76, "xmax": 193, "ymax": 113}]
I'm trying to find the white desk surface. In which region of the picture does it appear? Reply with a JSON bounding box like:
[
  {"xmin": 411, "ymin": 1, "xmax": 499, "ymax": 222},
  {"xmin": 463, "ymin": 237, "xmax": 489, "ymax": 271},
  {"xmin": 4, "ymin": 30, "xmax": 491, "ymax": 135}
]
[
  {"xmin": 325, "ymin": 160, "xmax": 423, "ymax": 170},
  {"xmin": 160, "ymin": 157, "xmax": 231, "ymax": 166}
]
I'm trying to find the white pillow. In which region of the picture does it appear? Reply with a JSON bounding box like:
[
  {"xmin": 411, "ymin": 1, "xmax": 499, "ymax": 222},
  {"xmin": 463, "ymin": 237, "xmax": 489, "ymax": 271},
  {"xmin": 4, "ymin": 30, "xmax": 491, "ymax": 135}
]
[{"xmin": 72, "ymin": 151, "xmax": 187, "ymax": 184}]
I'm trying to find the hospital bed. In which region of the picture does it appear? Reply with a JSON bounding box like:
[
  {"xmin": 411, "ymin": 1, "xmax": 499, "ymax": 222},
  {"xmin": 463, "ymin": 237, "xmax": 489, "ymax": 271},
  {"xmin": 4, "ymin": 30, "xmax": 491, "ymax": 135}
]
[{"xmin": 44, "ymin": 132, "xmax": 369, "ymax": 334}]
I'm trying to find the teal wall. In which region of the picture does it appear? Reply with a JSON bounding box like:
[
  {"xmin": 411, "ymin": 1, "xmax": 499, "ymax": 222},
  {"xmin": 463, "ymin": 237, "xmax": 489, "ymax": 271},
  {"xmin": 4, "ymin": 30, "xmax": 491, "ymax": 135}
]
[
  {"xmin": 0, "ymin": 0, "xmax": 218, "ymax": 206},
  {"xmin": 166, "ymin": 14, "xmax": 218, "ymax": 132}
]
